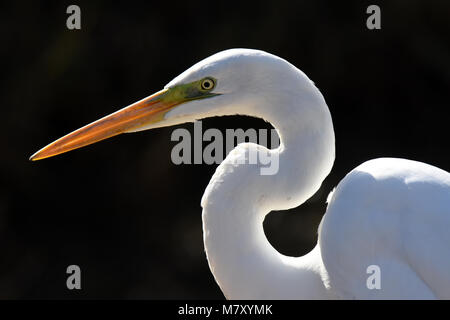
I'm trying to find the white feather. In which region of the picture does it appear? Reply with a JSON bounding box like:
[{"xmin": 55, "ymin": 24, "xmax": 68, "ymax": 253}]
[{"xmin": 160, "ymin": 49, "xmax": 450, "ymax": 299}]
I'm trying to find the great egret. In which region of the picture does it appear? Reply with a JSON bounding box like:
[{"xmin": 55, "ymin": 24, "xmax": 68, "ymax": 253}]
[{"xmin": 30, "ymin": 49, "xmax": 450, "ymax": 299}]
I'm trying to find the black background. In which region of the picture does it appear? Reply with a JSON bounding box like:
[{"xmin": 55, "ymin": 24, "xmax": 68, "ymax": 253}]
[{"xmin": 1, "ymin": 1, "xmax": 449, "ymax": 299}]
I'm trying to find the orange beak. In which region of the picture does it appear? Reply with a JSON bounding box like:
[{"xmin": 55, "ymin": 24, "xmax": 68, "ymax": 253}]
[{"xmin": 30, "ymin": 88, "xmax": 179, "ymax": 161}]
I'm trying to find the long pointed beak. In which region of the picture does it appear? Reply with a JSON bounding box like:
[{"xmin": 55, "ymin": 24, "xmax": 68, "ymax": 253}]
[{"xmin": 30, "ymin": 88, "xmax": 177, "ymax": 161}]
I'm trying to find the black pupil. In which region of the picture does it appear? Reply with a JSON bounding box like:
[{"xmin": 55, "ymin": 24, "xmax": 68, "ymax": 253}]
[{"xmin": 203, "ymin": 80, "xmax": 211, "ymax": 89}]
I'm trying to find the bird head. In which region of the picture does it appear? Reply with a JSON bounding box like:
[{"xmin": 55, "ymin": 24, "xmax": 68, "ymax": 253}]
[{"xmin": 29, "ymin": 49, "xmax": 303, "ymax": 161}]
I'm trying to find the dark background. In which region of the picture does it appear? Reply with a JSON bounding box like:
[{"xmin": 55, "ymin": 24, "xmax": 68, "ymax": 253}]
[{"xmin": 0, "ymin": 1, "xmax": 449, "ymax": 299}]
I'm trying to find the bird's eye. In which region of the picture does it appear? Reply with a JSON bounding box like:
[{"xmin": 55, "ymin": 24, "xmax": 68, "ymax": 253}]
[{"xmin": 200, "ymin": 78, "xmax": 215, "ymax": 91}]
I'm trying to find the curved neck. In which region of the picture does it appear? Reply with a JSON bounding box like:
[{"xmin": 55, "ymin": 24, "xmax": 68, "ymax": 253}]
[
  {"xmin": 202, "ymin": 191, "xmax": 333, "ymax": 299},
  {"xmin": 201, "ymin": 78, "xmax": 336, "ymax": 299}
]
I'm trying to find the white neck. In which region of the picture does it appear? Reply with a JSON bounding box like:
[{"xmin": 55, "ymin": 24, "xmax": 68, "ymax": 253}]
[{"xmin": 200, "ymin": 80, "xmax": 336, "ymax": 299}]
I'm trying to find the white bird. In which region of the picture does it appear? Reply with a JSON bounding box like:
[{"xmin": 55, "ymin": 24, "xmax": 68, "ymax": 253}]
[{"xmin": 30, "ymin": 49, "xmax": 450, "ymax": 299}]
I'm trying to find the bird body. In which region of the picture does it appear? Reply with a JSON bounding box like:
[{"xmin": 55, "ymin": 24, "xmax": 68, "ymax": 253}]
[
  {"xmin": 321, "ymin": 158, "xmax": 450, "ymax": 299},
  {"xmin": 31, "ymin": 49, "xmax": 450, "ymax": 299}
]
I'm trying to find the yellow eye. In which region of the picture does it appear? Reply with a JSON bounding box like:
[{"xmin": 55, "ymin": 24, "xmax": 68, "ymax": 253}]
[{"xmin": 200, "ymin": 78, "xmax": 215, "ymax": 91}]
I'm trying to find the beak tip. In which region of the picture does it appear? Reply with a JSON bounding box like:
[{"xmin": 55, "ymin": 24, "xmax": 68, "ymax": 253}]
[
  {"xmin": 28, "ymin": 88, "xmax": 171, "ymax": 162},
  {"xmin": 29, "ymin": 150, "xmax": 43, "ymax": 161}
]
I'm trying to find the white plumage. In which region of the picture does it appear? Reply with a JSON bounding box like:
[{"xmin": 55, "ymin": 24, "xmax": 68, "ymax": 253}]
[
  {"xmin": 31, "ymin": 48, "xmax": 450, "ymax": 299},
  {"xmin": 167, "ymin": 49, "xmax": 450, "ymax": 299},
  {"xmin": 321, "ymin": 158, "xmax": 450, "ymax": 299}
]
